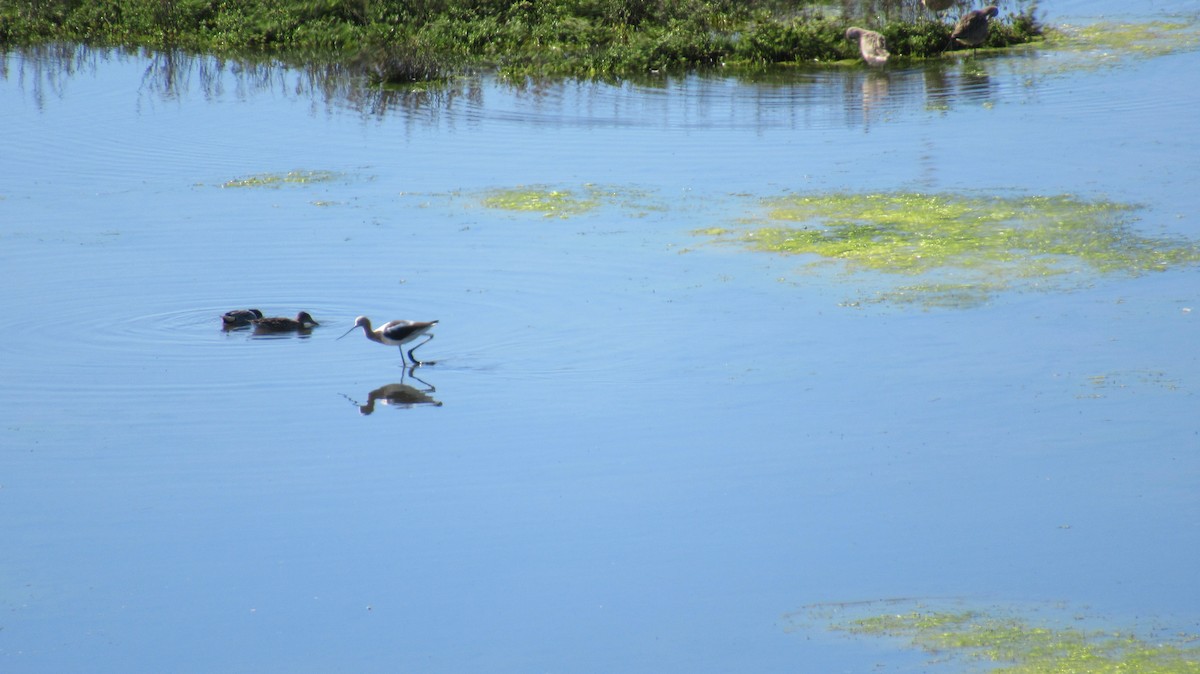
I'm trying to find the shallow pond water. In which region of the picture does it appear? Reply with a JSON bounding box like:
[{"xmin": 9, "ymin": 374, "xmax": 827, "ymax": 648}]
[{"xmin": 2, "ymin": 1, "xmax": 1199, "ymax": 671}]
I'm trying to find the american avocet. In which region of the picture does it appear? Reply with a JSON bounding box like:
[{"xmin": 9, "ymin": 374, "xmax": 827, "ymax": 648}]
[
  {"xmin": 845, "ymin": 27, "xmax": 890, "ymax": 67},
  {"xmin": 252, "ymin": 311, "xmax": 319, "ymax": 332},
  {"xmin": 338, "ymin": 316, "xmax": 438, "ymax": 365},
  {"xmin": 950, "ymin": 6, "xmax": 999, "ymax": 57},
  {"xmin": 222, "ymin": 308, "xmax": 263, "ymax": 327}
]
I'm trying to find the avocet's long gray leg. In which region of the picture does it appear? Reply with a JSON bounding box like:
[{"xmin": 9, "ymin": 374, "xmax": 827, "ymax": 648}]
[{"xmin": 408, "ymin": 334, "xmax": 435, "ymax": 366}]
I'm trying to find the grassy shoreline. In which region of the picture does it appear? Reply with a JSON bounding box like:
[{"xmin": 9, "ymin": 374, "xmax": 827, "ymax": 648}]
[{"xmin": 0, "ymin": 0, "xmax": 1043, "ymax": 79}]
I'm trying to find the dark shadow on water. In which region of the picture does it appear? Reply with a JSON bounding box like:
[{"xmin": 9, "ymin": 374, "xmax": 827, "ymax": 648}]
[
  {"xmin": 1, "ymin": 42, "xmax": 106, "ymax": 110},
  {"xmin": 4, "ymin": 43, "xmax": 1033, "ymax": 130},
  {"xmin": 341, "ymin": 368, "xmax": 442, "ymax": 414},
  {"xmin": 140, "ymin": 49, "xmax": 483, "ymax": 121},
  {"xmin": 1, "ymin": 44, "xmax": 483, "ymax": 123}
]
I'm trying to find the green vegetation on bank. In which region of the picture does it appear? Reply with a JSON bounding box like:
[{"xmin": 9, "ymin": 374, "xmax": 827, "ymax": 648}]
[{"xmin": 0, "ymin": 0, "xmax": 1043, "ymax": 78}]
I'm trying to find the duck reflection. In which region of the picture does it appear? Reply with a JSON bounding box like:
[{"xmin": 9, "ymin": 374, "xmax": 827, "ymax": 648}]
[
  {"xmin": 344, "ymin": 368, "xmax": 442, "ymax": 414},
  {"xmin": 842, "ymin": 70, "xmax": 891, "ymax": 130},
  {"xmin": 859, "ymin": 71, "xmax": 890, "ymax": 125}
]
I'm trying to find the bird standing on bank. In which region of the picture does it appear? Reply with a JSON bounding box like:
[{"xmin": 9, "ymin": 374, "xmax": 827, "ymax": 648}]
[
  {"xmin": 845, "ymin": 27, "xmax": 890, "ymax": 67},
  {"xmin": 339, "ymin": 316, "xmax": 439, "ymax": 366},
  {"xmin": 950, "ymin": 6, "xmax": 1000, "ymax": 57}
]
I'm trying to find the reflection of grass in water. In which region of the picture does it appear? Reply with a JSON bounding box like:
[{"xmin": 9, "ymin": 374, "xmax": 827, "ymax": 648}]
[
  {"xmin": 1040, "ymin": 19, "xmax": 1200, "ymax": 69},
  {"xmin": 862, "ymin": 281, "xmax": 1006, "ymax": 309},
  {"xmin": 481, "ymin": 184, "xmax": 662, "ymax": 219},
  {"xmin": 698, "ymin": 192, "xmax": 1200, "ymax": 308},
  {"xmin": 841, "ymin": 610, "xmax": 1200, "ymax": 674},
  {"xmin": 222, "ymin": 170, "xmax": 341, "ymax": 188}
]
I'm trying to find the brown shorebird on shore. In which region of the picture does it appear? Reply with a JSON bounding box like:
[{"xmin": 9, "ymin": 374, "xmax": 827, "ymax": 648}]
[
  {"xmin": 950, "ymin": 6, "xmax": 1000, "ymax": 57},
  {"xmin": 252, "ymin": 311, "xmax": 319, "ymax": 332},
  {"xmin": 845, "ymin": 27, "xmax": 890, "ymax": 67}
]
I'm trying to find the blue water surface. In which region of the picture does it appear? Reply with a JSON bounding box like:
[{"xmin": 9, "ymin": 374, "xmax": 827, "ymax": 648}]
[{"xmin": 2, "ymin": 1, "xmax": 1198, "ymax": 671}]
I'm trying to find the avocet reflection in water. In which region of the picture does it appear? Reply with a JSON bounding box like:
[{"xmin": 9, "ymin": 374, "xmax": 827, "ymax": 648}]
[{"xmin": 341, "ymin": 368, "xmax": 443, "ymax": 414}]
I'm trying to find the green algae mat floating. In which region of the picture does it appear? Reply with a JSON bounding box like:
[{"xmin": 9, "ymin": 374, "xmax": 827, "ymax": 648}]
[
  {"xmin": 1046, "ymin": 19, "xmax": 1200, "ymax": 63},
  {"xmin": 480, "ymin": 184, "xmax": 663, "ymax": 219},
  {"xmin": 699, "ymin": 192, "xmax": 1200, "ymax": 308},
  {"xmin": 482, "ymin": 186, "xmax": 601, "ymax": 217},
  {"xmin": 1016, "ymin": 18, "xmax": 1200, "ymax": 77},
  {"xmin": 790, "ymin": 600, "xmax": 1200, "ymax": 674},
  {"xmin": 221, "ymin": 170, "xmax": 342, "ymax": 188}
]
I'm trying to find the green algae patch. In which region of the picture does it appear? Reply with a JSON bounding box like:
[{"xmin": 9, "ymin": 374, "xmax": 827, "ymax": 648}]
[
  {"xmin": 838, "ymin": 609, "xmax": 1200, "ymax": 674},
  {"xmin": 482, "ymin": 187, "xmax": 600, "ymax": 218},
  {"xmin": 480, "ymin": 184, "xmax": 662, "ymax": 219},
  {"xmin": 222, "ymin": 170, "xmax": 342, "ymax": 189},
  {"xmin": 1044, "ymin": 19, "xmax": 1200, "ymax": 65},
  {"xmin": 700, "ymin": 192, "xmax": 1200, "ymax": 308},
  {"xmin": 791, "ymin": 601, "xmax": 1200, "ymax": 674}
]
